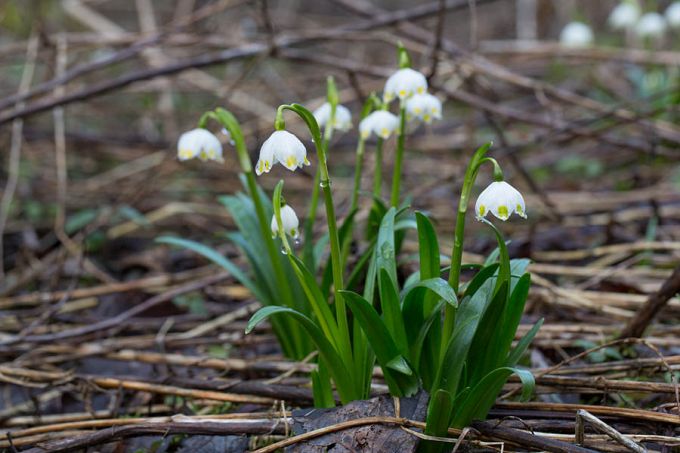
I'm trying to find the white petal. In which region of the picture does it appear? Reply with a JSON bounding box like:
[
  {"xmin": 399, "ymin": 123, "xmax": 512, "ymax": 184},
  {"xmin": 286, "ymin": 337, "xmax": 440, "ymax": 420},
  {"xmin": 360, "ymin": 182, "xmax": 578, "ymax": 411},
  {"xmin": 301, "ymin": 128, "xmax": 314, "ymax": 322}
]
[
  {"xmin": 608, "ymin": 3, "xmax": 640, "ymax": 29},
  {"xmin": 313, "ymin": 103, "xmax": 331, "ymax": 128},
  {"xmin": 359, "ymin": 115, "xmax": 374, "ymax": 139},
  {"xmin": 560, "ymin": 22, "xmax": 594, "ymax": 47},
  {"xmin": 667, "ymin": 2, "xmax": 680, "ymax": 28},
  {"xmin": 370, "ymin": 111, "xmax": 399, "ymax": 139},
  {"xmin": 256, "ymin": 135, "xmax": 277, "ymax": 175},
  {"xmin": 270, "ymin": 130, "xmax": 307, "ymax": 171},
  {"xmin": 635, "ymin": 12, "xmax": 667, "ymax": 38},
  {"xmin": 384, "ymin": 68, "xmax": 427, "ymax": 102},
  {"xmin": 475, "ymin": 181, "xmax": 526, "ymax": 221},
  {"xmin": 177, "ymin": 129, "xmax": 222, "ymax": 162}
]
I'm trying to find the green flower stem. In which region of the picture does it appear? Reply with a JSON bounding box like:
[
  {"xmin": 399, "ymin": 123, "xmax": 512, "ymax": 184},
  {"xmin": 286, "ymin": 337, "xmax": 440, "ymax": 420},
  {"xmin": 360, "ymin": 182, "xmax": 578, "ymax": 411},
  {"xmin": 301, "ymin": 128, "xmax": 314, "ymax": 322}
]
[
  {"xmin": 441, "ymin": 143, "xmax": 492, "ymax": 355},
  {"xmin": 350, "ymin": 137, "xmax": 366, "ymax": 212},
  {"xmin": 207, "ymin": 109, "xmax": 298, "ymax": 347},
  {"xmin": 340, "ymin": 137, "xmax": 367, "ymax": 271},
  {"xmin": 373, "ymin": 138, "xmax": 384, "ymax": 198},
  {"xmin": 280, "ymin": 104, "xmax": 353, "ymax": 372},
  {"xmin": 303, "ymin": 109, "xmax": 335, "ymax": 269},
  {"xmin": 390, "ymin": 103, "xmax": 407, "ymax": 207}
]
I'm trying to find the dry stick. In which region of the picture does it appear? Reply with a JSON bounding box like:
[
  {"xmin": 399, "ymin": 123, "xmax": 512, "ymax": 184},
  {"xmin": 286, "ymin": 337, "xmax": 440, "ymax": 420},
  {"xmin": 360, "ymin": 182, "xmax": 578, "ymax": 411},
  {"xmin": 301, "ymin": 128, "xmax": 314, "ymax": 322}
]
[
  {"xmin": 470, "ymin": 420, "xmax": 598, "ymax": 453},
  {"xmin": 574, "ymin": 410, "xmax": 646, "ymax": 453},
  {"xmin": 0, "ymin": 34, "xmax": 39, "ymax": 279},
  {"xmin": 0, "ymin": 272, "xmax": 230, "ymax": 344},
  {"xmin": 0, "ymin": 0, "xmax": 476, "ymax": 127},
  {"xmin": 619, "ymin": 264, "xmax": 680, "ymax": 339},
  {"xmin": 19, "ymin": 418, "xmax": 288, "ymax": 453}
]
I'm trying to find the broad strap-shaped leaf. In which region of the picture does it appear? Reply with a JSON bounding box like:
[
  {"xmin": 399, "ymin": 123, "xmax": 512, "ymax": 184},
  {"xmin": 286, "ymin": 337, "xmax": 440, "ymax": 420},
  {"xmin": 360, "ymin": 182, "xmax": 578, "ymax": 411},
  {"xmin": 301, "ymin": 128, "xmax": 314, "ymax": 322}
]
[
  {"xmin": 451, "ymin": 366, "xmax": 535, "ymax": 428},
  {"xmin": 287, "ymin": 254, "xmax": 339, "ymax": 348},
  {"xmin": 378, "ymin": 269, "xmax": 408, "ymax": 354},
  {"xmin": 465, "ymin": 282, "xmax": 509, "ymax": 384},
  {"xmin": 376, "ymin": 207, "xmax": 398, "ymax": 286},
  {"xmin": 497, "ymin": 273, "xmax": 531, "ymax": 361},
  {"xmin": 156, "ymin": 237, "xmax": 264, "ymax": 302},
  {"xmin": 506, "ymin": 318, "xmax": 544, "ymax": 366},
  {"xmin": 421, "ymin": 389, "xmax": 455, "ymax": 453},
  {"xmin": 311, "ymin": 360, "xmax": 335, "ymax": 408},
  {"xmin": 461, "ymin": 263, "xmax": 499, "ymax": 300},
  {"xmin": 416, "ymin": 212, "xmax": 440, "ymax": 280},
  {"xmin": 246, "ymin": 306, "xmax": 356, "ymax": 403},
  {"xmin": 341, "ymin": 290, "xmax": 418, "ymax": 397},
  {"xmin": 433, "ymin": 313, "xmax": 480, "ymax": 399}
]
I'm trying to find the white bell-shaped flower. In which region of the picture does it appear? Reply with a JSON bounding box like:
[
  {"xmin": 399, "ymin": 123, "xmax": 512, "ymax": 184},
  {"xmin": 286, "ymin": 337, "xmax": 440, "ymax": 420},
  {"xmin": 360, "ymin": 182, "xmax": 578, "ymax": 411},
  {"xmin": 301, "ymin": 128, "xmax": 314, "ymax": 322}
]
[
  {"xmin": 665, "ymin": 3, "xmax": 680, "ymax": 28},
  {"xmin": 177, "ymin": 128, "xmax": 223, "ymax": 162},
  {"xmin": 559, "ymin": 22, "xmax": 594, "ymax": 48},
  {"xmin": 271, "ymin": 204, "xmax": 300, "ymax": 239},
  {"xmin": 359, "ymin": 111, "xmax": 400, "ymax": 140},
  {"xmin": 405, "ymin": 93, "xmax": 442, "ymax": 124},
  {"xmin": 608, "ymin": 2, "xmax": 640, "ymax": 29},
  {"xmin": 383, "ymin": 68, "xmax": 427, "ymax": 103},
  {"xmin": 256, "ymin": 130, "xmax": 310, "ymax": 175},
  {"xmin": 475, "ymin": 181, "xmax": 527, "ymax": 221},
  {"xmin": 313, "ymin": 103, "xmax": 353, "ymax": 132},
  {"xmin": 635, "ymin": 12, "xmax": 667, "ymax": 39}
]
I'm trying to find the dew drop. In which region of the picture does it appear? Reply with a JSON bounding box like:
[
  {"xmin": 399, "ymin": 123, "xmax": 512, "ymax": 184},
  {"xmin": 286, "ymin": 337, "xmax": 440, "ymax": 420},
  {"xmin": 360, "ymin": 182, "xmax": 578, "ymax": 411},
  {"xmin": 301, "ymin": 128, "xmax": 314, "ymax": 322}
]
[
  {"xmin": 319, "ymin": 180, "xmax": 331, "ymax": 188},
  {"xmin": 281, "ymin": 247, "xmax": 289, "ymax": 255},
  {"xmin": 294, "ymin": 238, "xmax": 301, "ymax": 246}
]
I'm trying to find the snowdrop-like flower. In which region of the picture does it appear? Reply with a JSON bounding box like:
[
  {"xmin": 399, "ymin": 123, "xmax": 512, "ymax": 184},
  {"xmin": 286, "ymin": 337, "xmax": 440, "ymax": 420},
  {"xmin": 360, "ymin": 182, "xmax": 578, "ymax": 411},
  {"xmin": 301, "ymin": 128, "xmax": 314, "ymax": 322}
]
[
  {"xmin": 177, "ymin": 128, "xmax": 223, "ymax": 162},
  {"xmin": 635, "ymin": 12, "xmax": 667, "ymax": 39},
  {"xmin": 359, "ymin": 111, "xmax": 400, "ymax": 140},
  {"xmin": 405, "ymin": 93, "xmax": 442, "ymax": 124},
  {"xmin": 256, "ymin": 130, "xmax": 310, "ymax": 175},
  {"xmin": 475, "ymin": 181, "xmax": 527, "ymax": 221},
  {"xmin": 313, "ymin": 103, "xmax": 353, "ymax": 132},
  {"xmin": 559, "ymin": 22, "xmax": 594, "ymax": 48},
  {"xmin": 383, "ymin": 68, "xmax": 427, "ymax": 103},
  {"xmin": 608, "ymin": 2, "xmax": 640, "ymax": 30},
  {"xmin": 271, "ymin": 204, "xmax": 300, "ymax": 239},
  {"xmin": 665, "ymin": 3, "xmax": 680, "ymax": 28}
]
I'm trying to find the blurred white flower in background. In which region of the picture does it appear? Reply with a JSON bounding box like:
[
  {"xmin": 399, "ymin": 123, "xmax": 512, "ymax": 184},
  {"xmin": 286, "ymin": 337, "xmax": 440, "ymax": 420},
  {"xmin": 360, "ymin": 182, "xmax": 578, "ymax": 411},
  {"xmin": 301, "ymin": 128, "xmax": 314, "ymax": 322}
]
[
  {"xmin": 359, "ymin": 111, "xmax": 400, "ymax": 140},
  {"xmin": 608, "ymin": 2, "xmax": 640, "ymax": 30},
  {"xmin": 383, "ymin": 68, "xmax": 427, "ymax": 103},
  {"xmin": 559, "ymin": 22, "xmax": 594, "ymax": 48},
  {"xmin": 256, "ymin": 130, "xmax": 310, "ymax": 175},
  {"xmin": 635, "ymin": 12, "xmax": 667, "ymax": 39},
  {"xmin": 177, "ymin": 128, "xmax": 223, "ymax": 162},
  {"xmin": 313, "ymin": 103, "xmax": 353, "ymax": 132},
  {"xmin": 665, "ymin": 2, "xmax": 680, "ymax": 28},
  {"xmin": 271, "ymin": 204, "xmax": 300, "ymax": 239},
  {"xmin": 405, "ymin": 93, "xmax": 442, "ymax": 124},
  {"xmin": 475, "ymin": 181, "xmax": 527, "ymax": 221}
]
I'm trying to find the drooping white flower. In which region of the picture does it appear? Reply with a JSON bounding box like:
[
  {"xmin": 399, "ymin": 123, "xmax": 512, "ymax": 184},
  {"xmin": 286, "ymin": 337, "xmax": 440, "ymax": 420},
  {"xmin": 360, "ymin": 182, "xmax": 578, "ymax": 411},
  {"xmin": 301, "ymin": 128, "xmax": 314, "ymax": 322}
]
[
  {"xmin": 271, "ymin": 204, "xmax": 300, "ymax": 239},
  {"xmin": 559, "ymin": 22, "xmax": 594, "ymax": 48},
  {"xmin": 177, "ymin": 128, "xmax": 223, "ymax": 162},
  {"xmin": 256, "ymin": 130, "xmax": 310, "ymax": 175},
  {"xmin": 359, "ymin": 111, "xmax": 400, "ymax": 140},
  {"xmin": 608, "ymin": 2, "xmax": 640, "ymax": 30},
  {"xmin": 383, "ymin": 68, "xmax": 427, "ymax": 103},
  {"xmin": 475, "ymin": 181, "xmax": 527, "ymax": 221},
  {"xmin": 405, "ymin": 93, "xmax": 442, "ymax": 124},
  {"xmin": 635, "ymin": 12, "xmax": 667, "ymax": 39},
  {"xmin": 665, "ymin": 2, "xmax": 680, "ymax": 28},
  {"xmin": 313, "ymin": 103, "xmax": 353, "ymax": 132}
]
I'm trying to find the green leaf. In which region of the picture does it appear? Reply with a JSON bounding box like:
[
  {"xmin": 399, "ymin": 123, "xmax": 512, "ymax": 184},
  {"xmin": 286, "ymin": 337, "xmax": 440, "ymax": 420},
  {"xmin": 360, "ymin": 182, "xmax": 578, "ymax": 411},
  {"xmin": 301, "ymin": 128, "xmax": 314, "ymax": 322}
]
[
  {"xmin": 312, "ymin": 361, "xmax": 335, "ymax": 408},
  {"xmin": 341, "ymin": 290, "xmax": 418, "ymax": 397},
  {"xmin": 416, "ymin": 212, "xmax": 440, "ymax": 281},
  {"xmin": 379, "ymin": 269, "xmax": 408, "ymax": 354},
  {"xmin": 507, "ymin": 318, "xmax": 543, "ymax": 366},
  {"xmin": 246, "ymin": 306, "xmax": 356, "ymax": 403},
  {"xmin": 461, "ymin": 263, "xmax": 499, "ymax": 299},
  {"xmin": 465, "ymin": 282, "xmax": 509, "ymax": 384},
  {"xmin": 451, "ymin": 367, "xmax": 535, "ymax": 428},
  {"xmin": 434, "ymin": 313, "xmax": 480, "ymax": 399},
  {"xmin": 287, "ymin": 254, "xmax": 339, "ymax": 348},
  {"xmin": 156, "ymin": 237, "xmax": 264, "ymax": 303},
  {"xmin": 497, "ymin": 273, "xmax": 531, "ymax": 362},
  {"xmin": 422, "ymin": 389, "xmax": 454, "ymax": 453},
  {"xmin": 376, "ymin": 207, "xmax": 398, "ymax": 286}
]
